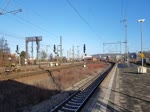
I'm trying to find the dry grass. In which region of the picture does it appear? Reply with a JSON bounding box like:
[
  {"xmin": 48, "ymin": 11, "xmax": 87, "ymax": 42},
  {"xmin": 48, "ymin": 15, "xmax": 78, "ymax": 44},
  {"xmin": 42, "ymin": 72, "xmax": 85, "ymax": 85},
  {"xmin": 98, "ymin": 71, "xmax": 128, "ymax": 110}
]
[
  {"xmin": 0, "ymin": 62, "xmax": 108, "ymax": 111},
  {"xmin": 52, "ymin": 62, "xmax": 108, "ymax": 89}
]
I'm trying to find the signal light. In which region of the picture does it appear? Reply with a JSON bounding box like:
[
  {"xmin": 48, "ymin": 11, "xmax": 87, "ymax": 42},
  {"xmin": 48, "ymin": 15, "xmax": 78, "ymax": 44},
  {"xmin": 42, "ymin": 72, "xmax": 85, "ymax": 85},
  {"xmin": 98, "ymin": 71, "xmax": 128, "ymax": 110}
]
[
  {"xmin": 83, "ymin": 44, "xmax": 86, "ymax": 53},
  {"xmin": 53, "ymin": 44, "xmax": 56, "ymax": 52},
  {"xmin": 16, "ymin": 45, "xmax": 19, "ymax": 53}
]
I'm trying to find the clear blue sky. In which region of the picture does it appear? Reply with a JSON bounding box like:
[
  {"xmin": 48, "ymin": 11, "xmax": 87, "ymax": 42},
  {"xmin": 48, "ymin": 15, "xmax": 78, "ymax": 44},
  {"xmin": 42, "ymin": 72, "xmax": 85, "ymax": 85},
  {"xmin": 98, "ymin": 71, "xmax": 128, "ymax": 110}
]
[{"xmin": 0, "ymin": 0, "xmax": 150, "ymax": 58}]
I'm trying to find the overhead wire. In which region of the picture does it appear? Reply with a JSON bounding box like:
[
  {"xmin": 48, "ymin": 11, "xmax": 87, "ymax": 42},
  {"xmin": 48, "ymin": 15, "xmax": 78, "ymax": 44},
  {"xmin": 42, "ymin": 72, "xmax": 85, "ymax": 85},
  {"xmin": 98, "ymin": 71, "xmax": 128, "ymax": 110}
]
[
  {"xmin": 11, "ymin": 0, "xmax": 59, "ymax": 41},
  {"xmin": 124, "ymin": 0, "xmax": 128, "ymax": 19},
  {"xmin": 0, "ymin": 9, "xmax": 55, "ymax": 54},
  {"xmin": 66, "ymin": 0, "xmax": 103, "ymax": 41},
  {"xmin": 13, "ymin": 15, "xmax": 58, "ymax": 49},
  {"xmin": 1, "ymin": 0, "xmax": 59, "ymax": 52},
  {"xmin": 14, "ymin": 15, "xmax": 49, "ymax": 35},
  {"xmin": 1, "ymin": 0, "xmax": 11, "ymax": 13},
  {"xmin": 120, "ymin": 0, "xmax": 124, "ymax": 21}
]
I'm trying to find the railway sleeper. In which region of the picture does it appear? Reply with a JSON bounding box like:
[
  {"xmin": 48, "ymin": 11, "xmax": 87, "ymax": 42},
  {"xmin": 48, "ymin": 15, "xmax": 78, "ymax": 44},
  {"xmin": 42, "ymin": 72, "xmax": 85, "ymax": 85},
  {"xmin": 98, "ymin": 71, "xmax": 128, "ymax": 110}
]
[
  {"xmin": 61, "ymin": 106, "xmax": 77, "ymax": 112},
  {"xmin": 75, "ymin": 94, "xmax": 86, "ymax": 98},
  {"xmin": 58, "ymin": 110, "xmax": 64, "ymax": 112},
  {"xmin": 52, "ymin": 63, "xmax": 115, "ymax": 112},
  {"xmin": 64, "ymin": 104, "xmax": 79, "ymax": 109},
  {"xmin": 68, "ymin": 101, "xmax": 82, "ymax": 105},
  {"xmin": 67, "ymin": 103, "xmax": 81, "ymax": 107},
  {"xmin": 65, "ymin": 103, "xmax": 81, "ymax": 108},
  {"xmin": 73, "ymin": 96, "xmax": 84, "ymax": 100},
  {"xmin": 71, "ymin": 98, "xmax": 83, "ymax": 103}
]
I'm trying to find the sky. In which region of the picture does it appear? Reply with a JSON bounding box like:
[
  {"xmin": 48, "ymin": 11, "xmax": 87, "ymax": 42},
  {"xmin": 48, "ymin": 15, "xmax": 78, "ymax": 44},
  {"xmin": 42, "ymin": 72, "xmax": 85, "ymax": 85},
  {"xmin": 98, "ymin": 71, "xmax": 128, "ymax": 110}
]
[{"xmin": 0, "ymin": 0, "xmax": 150, "ymax": 58}]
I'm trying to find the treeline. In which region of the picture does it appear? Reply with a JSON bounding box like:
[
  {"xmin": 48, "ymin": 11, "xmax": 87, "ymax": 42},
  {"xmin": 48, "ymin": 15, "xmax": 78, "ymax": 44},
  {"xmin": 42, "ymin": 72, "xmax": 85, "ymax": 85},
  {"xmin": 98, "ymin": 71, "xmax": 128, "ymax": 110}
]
[{"xmin": 0, "ymin": 37, "xmax": 12, "ymax": 66}]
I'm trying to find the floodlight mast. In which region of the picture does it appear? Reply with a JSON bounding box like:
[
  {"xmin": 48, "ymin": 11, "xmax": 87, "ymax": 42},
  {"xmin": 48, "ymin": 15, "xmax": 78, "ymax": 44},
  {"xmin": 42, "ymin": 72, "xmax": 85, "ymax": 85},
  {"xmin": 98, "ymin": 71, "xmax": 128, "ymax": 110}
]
[
  {"xmin": 138, "ymin": 19, "xmax": 145, "ymax": 67},
  {"xmin": 138, "ymin": 19, "xmax": 145, "ymax": 23}
]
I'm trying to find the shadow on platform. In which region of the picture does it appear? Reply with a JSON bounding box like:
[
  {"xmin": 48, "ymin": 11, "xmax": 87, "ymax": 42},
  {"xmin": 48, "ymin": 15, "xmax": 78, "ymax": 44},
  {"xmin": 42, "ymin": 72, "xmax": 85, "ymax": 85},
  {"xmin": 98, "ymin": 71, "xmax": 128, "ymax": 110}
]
[{"xmin": 93, "ymin": 87, "xmax": 132, "ymax": 112}]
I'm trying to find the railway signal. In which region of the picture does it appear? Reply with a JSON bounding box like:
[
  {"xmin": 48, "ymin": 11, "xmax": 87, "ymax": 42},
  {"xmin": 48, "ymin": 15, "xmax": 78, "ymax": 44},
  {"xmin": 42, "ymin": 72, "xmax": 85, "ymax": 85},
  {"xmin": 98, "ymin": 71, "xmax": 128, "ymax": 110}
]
[
  {"xmin": 16, "ymin": 45, "xmax": 19, "ymax": 54},
  {"xmin": 53, "ymin": 44, "xmax": 56, "ymax": 53},
  {"xmin": 83, "ymin": 44, "xmax": 86, "ymax": 54}
]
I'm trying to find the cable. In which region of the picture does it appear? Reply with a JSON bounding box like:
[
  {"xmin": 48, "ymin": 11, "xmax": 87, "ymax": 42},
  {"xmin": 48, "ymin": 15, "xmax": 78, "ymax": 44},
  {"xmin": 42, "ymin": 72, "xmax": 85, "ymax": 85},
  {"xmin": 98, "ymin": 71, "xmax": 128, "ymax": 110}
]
[
  {"xmin": 11, "ymin": 0, "xmax": 59, "ymax": 40},
  {"xmin": 1, "ymin": 13, "xmax": 57, "ymax": 50},
  {"xmin": 124, "ymin": 0, "xmax": 128, "ymax": 19},
  {"xmin": 1, "ymin": 0, "xmax": 11, "ymax": 13},
  {"xmin": 120, "ymin": 0, "xmax": 128, "ymax": 21},
  {"xmin": 66, "ymin": 0, "xmax": 103, "ymax": 41},
  {"xmin": 13, "ymin": 14, "xmax": 59, "ymax": 47},
  {"xmin": 14, "ymin": 15, "xmax": 49, "ymax": 34},
  {"xmin": 0, "ymin": 31, "xmax": 25, "ymax": 40},
  {"xmin": 120, "ymin": 0, "xmax": 124, "ymax": 20},
  {"xmin": 1, "ymin": 1, "xmax": 58, "ymax": 48}
]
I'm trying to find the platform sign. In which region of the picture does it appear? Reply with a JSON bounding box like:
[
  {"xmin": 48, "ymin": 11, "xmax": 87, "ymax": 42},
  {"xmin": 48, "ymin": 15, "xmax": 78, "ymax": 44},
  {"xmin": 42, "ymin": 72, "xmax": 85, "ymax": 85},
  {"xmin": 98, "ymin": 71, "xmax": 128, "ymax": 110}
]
[{"xmin": 140, "ymin": 53, "xmax": 145, "ymax": 58}]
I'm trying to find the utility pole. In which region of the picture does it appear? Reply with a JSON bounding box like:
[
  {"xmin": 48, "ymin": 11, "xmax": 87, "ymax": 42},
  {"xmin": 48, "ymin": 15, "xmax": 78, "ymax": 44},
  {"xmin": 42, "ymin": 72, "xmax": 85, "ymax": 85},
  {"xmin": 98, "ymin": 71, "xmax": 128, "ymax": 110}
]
[
  {"xmin": 60, "ymin": 36, "xmax": 62, "ymax": 63},
  {"xmin": 83, "ymin": 44, "xmax": 86, "ymax": 67},
  {"xmin": 77, "ymin": 46, "xmax": 79, "ymax": 60},
  {"xmin": 57, "ymin": 45, "xmax": 59, "ymax": 63},
  {"xmin": 31, "ymin": 41, "xmax": 33, "ymax": 64},
  {"xmin": 120, "ymin": 41, "xmax": 122, "ymax": 54},
  {"xmin": 67, "ymin": 50, "xmax": 69, "ymax": 60},
  {"xmin": 46, "ymin": 45, "xmax": 50, "ymax": 62},
  {"xmin": 16, "ymin": 45, "xmax": 21, "ymax": 66},
  {"xmin": 72, "ymin": 45, "xmax": 74, "ymax": 62},
  {"xmin": 69, "ymin": 48, "xmax": 71, "ymax": 61},
  {"xmin": 123, "ymin": 18, "xmax": 129, "ymax": 65}
]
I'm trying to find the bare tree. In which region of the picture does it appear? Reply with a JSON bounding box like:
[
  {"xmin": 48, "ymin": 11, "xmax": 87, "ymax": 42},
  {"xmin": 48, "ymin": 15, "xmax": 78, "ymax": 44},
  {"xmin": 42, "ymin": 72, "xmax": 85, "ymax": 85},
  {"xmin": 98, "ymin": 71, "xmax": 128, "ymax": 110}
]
[
  {"xmin": 49, "ymin": 53, "xmax": 53, "ymax": 61},
  {"xmin": 39, "ymin": 50, "xmax": 47, "ymax": 61},
  {"xmin": 20, "ymin": 51, "xmax": 26, "ymax": 65},
  {"xmin": 0, "ymin": 37, "xmax": 11, "ymax": 66},
  {"xmin": 0, "ymin": 37, "xmax": 10, "ymax": 53}
]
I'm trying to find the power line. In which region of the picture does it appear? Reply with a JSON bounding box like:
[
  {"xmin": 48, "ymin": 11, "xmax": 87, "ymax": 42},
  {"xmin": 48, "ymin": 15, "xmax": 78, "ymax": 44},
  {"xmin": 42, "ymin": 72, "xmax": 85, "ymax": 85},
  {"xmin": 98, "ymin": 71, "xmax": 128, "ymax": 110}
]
[
  {"xmin": 0, "ymin": 31, "xmax": 54, "ymax": 55},
  {"xmin": 1, "ymin": 0, "xmax": 11, "ymax": 13},
  {"xmin": 120, "ymin": 0, "xmax": 129, "ymax": 65},
  {"xmin": 0, "ymin": 1, "xmax": 58, "ymax": 48},
  {"xmin": 13, "ymin": 13, "xmax": 59, "ymax": 47},
  {"xmin": 124, "ymin": 0, "xmax": 128, "ymax": 19},
  {"xmin": 12, "ymin": 0, "xmax": 59, "ymax": 41},
  {"xmin": 1, "ymin": 12, "xmax": 57, "ymax": 50},
  {"xmin": 120, "ymin": 0, "xmax": 124, "ymax": 20},
  {"xmin": 14, "ymin": 15, "xmax": 49, "ymax": 34},
  {"xmin": 66, "ymin": 0, "xmax": 102, "ymax": 40}
]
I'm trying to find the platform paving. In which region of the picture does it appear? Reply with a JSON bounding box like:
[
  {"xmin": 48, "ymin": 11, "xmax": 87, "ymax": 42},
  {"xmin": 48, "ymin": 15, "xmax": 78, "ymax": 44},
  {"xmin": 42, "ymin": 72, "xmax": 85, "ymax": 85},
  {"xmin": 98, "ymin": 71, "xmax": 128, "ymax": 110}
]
[
  {"xmin": 81, "ymin": 63, "xmax": 150, "ymax": 112},
  {"xmin": 114, "ymin": 63, "xmax": 150, "ymax": 112}
]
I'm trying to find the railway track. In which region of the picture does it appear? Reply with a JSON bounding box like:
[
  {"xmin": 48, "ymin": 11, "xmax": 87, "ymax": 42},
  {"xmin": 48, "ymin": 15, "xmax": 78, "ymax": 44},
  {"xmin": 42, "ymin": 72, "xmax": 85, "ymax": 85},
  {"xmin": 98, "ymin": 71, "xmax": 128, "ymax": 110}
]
[
  {"xmin": 0, "ymin": 63, "xmax": 84, "ymax": 81},
  {"xmin": 51, "ymin": 63, "xmax": 115, "ymax": 112}
]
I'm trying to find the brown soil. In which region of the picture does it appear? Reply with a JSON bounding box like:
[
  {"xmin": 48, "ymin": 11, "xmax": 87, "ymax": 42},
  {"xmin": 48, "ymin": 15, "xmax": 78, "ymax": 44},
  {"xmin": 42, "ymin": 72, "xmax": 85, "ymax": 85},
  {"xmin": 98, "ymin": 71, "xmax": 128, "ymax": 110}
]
[{"xmin": 0, "ymin": 62, "xmax": 108, "ymax": 112}]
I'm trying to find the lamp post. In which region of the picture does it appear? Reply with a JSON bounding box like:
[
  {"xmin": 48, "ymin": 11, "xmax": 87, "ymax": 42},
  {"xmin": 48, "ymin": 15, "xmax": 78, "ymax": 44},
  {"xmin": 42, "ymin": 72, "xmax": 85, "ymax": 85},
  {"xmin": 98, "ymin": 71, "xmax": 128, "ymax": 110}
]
[{"xmin": 138, "ymin": 19, "xmax": 145, "ymax": 67}]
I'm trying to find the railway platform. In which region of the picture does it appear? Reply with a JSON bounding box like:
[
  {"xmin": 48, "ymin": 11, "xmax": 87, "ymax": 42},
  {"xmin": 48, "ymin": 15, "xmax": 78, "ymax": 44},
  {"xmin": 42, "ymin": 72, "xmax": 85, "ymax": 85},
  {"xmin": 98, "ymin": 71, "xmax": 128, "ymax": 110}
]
[{"xmin": 81, "ymin": 63, "xmax": 150, "ymax": 112}]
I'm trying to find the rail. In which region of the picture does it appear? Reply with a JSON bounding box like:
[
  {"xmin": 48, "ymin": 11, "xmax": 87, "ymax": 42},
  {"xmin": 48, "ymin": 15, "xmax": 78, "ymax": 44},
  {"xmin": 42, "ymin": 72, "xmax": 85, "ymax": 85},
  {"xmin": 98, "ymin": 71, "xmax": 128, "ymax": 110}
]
[
  {"xmin": 0, "ymin": 62, "xmax": 84, "ymax": 81},
  {"xmin": 50, "ymin": 62, "xmax": 115, "ymax": 112}
]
